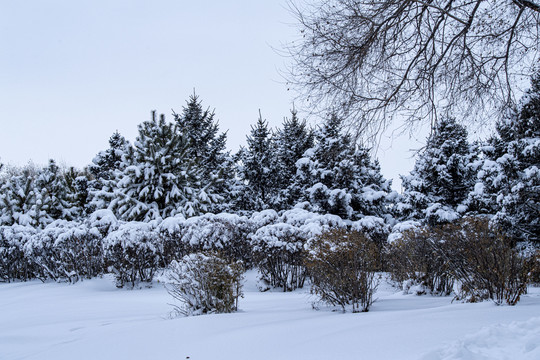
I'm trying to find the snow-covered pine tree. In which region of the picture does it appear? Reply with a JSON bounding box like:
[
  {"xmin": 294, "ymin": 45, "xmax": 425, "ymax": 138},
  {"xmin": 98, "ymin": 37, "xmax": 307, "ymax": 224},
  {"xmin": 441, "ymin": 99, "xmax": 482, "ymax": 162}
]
[
  {"xmin": 295, "ymin": 114, "xmax": 393, "ymax": 220},
  {"xmin": 33, "ymin": 160, "xmax": 71, "ymax": 227},
  {"xmin": 398, "ymin": 118, "xmax": 477, "ymax": 224},
  {"xmin": 272, "ymin": 109, "xmax": 314, "ymax": 210},
  {"xmin": 63, "ymin": 167, "xmax": 92, "ymax": 220},
  {"xmin": 88, "ymin": 131, "xmax": 132, "ymax": 211},
  {"xmin": 0, "ymin": 164, "xmax": 38, "ymax": 226},
  {"xmin": 472, "ymin": 72, "xmax": 540, "ymax": 243},
  {"xmin": 236, "ymin": 112, "xmax": 276, "ymax": 212},
  {"xmin": 173, "ymin": 94, "xmax": 236, "ymax": 212},
  {"xmin": 111, "ymin": 112, "xmax": 219, "ymax": 221}
]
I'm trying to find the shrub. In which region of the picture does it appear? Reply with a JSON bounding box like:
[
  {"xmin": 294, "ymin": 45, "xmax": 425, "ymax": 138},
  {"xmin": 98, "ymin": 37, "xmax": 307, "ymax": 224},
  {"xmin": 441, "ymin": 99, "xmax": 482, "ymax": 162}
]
[
  {"xmin": 442, "ymin": 217, "xmax": 534, "ymax": 305},
  {"xmin": 103, "ymin": 221, "xmax": 161, "ymax": 288},
  {"xmin": 351, "ymin": 216, "xmax": 391, "ymax": 270},
  {"xmin": 250, "ymin": 223, "xmax": 307, "ymax": 291},
  {"xmin": 388, "ymin": 226, "xmax": 454, "ymax": 296},
  {"xmin": 0, "ymin": 225, "xmax": 36, "ymax": 282},
  {"xmin": 249, "ymin": 209, "xmax": 353, "ymax": 292},
  {"xmin": 167, "ymin": 252, "xmax": 244, "ymax": 316},
  {"xmin": 52, "ymin": 222, "xmax": 104, "ymax": 282},
  {"xmin": 24, "ymin": 224, "xmax": 60, "ymax": 281},
  {"xmin": 389, "ymin": 217, "xmax": 535, "ymax": 305},
  {"xmin": 157, "ymin": 214, "xmax": 188, "ymax": 267},
  {"xmin": 530, "ymin": 250, "xmax": 540, "ymax": 285},
  {"xmin": 36, "ymin": 220, "xmax": 103, "ymax": 283},
  {"xmin": 305, "ymin": 229, "xmax": 379, "ymax": 312},
  {"xmin": 180, "ymin": 213, "xmax": 253, "ymax": 267}
]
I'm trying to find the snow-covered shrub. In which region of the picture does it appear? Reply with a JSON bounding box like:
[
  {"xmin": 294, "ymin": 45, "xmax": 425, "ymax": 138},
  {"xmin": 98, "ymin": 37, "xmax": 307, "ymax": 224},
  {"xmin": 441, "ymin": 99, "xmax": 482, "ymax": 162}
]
[
  {"xmin": 1, "ymin": 217, "xmax": 107, "ymax": 283},
  {"xmin": 0, "ymin": 225, "xmax": 36, "ymax": 282},
  {"xmin": 157, "ymin": 214, "xmax": 187, "ymax": 266},
  {"xmin": 387, "ymin": 220, "xmax": 421, "ymax": 244},
  {"xmin": 23, "ymin": 223, "xmax": 61, "ymax": 281},
  {"xmin": 103, "ymin": 221, "xmax": 162, "ymax": 288},
  {"xmin": 442, "ymin": 217, "xmax": 534, "ymax": 305},
  {"xmin": 351, "ymin": 216, "xmax": 391, "ymax": 270},
  {"xmin": 250, "ymin": 209, "xmax": 280, "ymax": 228},
  {"xmin": 388, "ymin": 217, "xmax": 534, "ymax": 303},
  {"xmin": 279, "ymin": 208, "xmax": 345, "ymax": 236},
  {"xmin": 305, "ymin": 229, "xmax": 379, "ymax": 312},
  {"xmin": 180, "ymin": 213, "xmax": 253, "ymax": 266},
  {"xmin": 88, "ymin": 209, "xmax": 119, "ymax": 237},
  {"xmin": 250, "ymin": 222, "xmax": 308, "ymax": 291},
  {"xmin": 387, "ymin": 225, "xmax": 454, "ymax": 296},
  {"xmin": 250, "ymin": 209, "xmax": 376, "ymax": 292},
  {"xmin": 167, "ymin": 252, "xmax": 244, "ymax": 316},
  {"xmin": 33, "ymin": 220, "xmax": 103, "ymax": 283}
]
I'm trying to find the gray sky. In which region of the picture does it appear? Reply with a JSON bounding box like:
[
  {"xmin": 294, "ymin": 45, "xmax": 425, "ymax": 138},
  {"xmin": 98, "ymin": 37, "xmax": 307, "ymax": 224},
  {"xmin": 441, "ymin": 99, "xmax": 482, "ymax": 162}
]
[{"xmin": 0, "ymin": 0, "xmax": 423, "ymax": 189}]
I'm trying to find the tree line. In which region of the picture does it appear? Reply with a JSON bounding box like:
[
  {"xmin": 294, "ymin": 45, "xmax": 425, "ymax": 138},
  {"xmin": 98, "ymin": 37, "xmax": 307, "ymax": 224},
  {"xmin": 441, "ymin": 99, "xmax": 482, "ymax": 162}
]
[
  {"xmin": 0, "ymin": 72, "xmax": 538, "ymax": 310},
  {"xmin": 1, "ymin": 75, "xmax": 538, "ymax": 244}
]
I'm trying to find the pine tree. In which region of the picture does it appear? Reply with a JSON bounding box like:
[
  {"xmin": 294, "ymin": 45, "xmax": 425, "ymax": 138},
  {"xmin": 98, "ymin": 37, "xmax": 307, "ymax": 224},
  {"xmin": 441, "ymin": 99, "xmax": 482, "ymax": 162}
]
[
  {"xmin": 398, "ymin": 118, "xmax": 477, "ymax": 224},
  {"xmin": 33, "ymin": 160, "xmax": 71, "ymax": 227},
  {"xmin": 295, "ymin": 114, "xmax": 393, "ymax": 220},
  {"xmin": 64, "ymin": 167, "xmax": 92, "ymax": 220},
  {"xmin": 236, "ymin": 112, "xmax": 276, "ymax": 212},
  {"xmin": 111, "ymin": 112, "xmax": 219, "ymax": 221},
  {"xmin": 0, "ymin": 164, "xmax": 38, "ymax": 226}
]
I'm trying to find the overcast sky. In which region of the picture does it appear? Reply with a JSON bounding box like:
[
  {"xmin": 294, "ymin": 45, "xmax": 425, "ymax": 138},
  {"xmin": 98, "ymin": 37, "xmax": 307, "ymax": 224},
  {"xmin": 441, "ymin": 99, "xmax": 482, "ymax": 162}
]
[{"xmin": 0, "ymin": 0, "xmax": 425, "ymax": 189}]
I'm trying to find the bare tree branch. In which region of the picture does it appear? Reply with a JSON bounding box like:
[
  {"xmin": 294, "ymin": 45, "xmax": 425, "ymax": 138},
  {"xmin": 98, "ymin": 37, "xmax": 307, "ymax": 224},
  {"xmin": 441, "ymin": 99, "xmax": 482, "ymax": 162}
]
[{"xmin": 285, "ymin": 0, "xmax": 540, "ymax": 143}]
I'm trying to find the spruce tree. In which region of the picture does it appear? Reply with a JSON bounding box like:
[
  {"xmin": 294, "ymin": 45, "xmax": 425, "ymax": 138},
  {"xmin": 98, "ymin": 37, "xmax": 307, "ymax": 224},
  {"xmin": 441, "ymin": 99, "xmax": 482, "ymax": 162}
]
[
  {"xmin": 273, "ymin": 109, "xmax": 314, "ymax": 210},
  {"xmin": 88, "ymin": 131, "xmax": 132, "ymax": 210},
  {"xmin": 398, "ymin": 118, "xmax": 477, "ymax": 224},
  {"xmin": 473, "ymin": 72, "xmax": 540, "ymax": 242},
  {"xmin": 236, "ymin": 112, "xmax": 276, "ymax": 212},
  {"xmin": 295, "ymin": 114, "xmax": 393, "ymax": 220},
  {"xmin": 173, "ymin": 94, "xmax": 235, "ymax": 213}
]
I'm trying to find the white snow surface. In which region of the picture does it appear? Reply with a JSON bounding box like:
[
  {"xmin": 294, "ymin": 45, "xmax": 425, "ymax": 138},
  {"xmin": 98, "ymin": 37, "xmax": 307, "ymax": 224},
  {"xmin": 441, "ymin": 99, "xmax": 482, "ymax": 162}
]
[{"xmin": 1, "ymin": 272, "xmax": 539, "ymax": 360}]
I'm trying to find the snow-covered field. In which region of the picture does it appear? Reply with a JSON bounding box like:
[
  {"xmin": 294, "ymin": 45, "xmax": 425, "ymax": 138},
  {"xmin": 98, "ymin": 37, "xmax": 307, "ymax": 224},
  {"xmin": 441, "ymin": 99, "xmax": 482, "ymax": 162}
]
[{"xmin": 1, "ymin": 272, "xmax": 539, "ymax": 360}]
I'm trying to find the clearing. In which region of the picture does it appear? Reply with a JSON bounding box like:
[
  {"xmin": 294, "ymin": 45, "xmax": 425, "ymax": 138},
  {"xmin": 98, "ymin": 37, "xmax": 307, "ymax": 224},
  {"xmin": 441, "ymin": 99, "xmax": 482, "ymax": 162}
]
[{"xmin": 1, "ymin": 272, "xmax": 539, "ymax": 360}]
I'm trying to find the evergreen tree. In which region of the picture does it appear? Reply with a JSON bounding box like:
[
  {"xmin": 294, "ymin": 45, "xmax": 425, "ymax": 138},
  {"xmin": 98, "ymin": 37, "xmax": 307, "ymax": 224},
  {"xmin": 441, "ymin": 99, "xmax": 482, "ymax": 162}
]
[
  {"xmin": 173, "ymin": 94, "xmax": 235, "ymax": 213},
  {"xmin": 398, "ymin": 118, "xmax": 477, "ymax": 224},
  {"xmin": 295, "ymin": 114, "xmax": 393, "ymax": 220},
  {"xmin": 236, "ymin": 112, "xmax": 276, "ymax": 212},
  {"xmin": 88, "ymin": 131, "xmax": 132, "ymax": 210},
  {"xmin": 472, "ymin": 72, "xmax": 540, "ymax": 242},
  {"xmin": 174, "ymin": 93, "xmax": 222, "ymax": 173},
  {"xmin": 111, "ymin": 112, "xmax": 219, "ymax": 221},
  {"xmin": 33, "ymin": 159, "xmax": 70, "ymax": 227},
  {"xmin": 272, "ymin": 109, "xmax": 314, "ymax": 210},
  {"xmin": 0, "ymin": 164, "xmax": 38, "ymax": 226},
  {"xmin": 64, "ymin": 167, "xmax": 92, "ymax": 220}
]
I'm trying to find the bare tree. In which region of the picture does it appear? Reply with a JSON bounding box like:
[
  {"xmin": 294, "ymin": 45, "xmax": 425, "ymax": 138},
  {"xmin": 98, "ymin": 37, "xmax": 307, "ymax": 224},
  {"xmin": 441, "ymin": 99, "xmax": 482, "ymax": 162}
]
[{"xmin": 286, "ymin": 0, "xmax": 540, "ymax": 141}]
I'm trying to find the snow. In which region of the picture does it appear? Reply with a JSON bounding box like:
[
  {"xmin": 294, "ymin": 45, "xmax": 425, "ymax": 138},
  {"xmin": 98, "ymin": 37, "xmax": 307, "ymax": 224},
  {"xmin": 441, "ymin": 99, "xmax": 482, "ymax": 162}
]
[
  {"xmin": 422, "ymin": 317, "xmax": 540, "ymax": 360},
  {"xmin": 1, "ymin": 274, "xmax": 539, "ymax": 360},
  {"xmin": 388, "ymin": 220, "xmax": 421, "ymax": 243}
]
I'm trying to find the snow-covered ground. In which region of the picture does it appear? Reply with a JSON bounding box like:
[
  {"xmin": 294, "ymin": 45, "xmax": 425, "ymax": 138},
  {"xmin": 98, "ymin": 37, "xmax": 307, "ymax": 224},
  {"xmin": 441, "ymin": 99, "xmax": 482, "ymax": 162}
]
[{"xmin": 1, "ymin": 272, "xmax": 539, "ymax": 360}]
